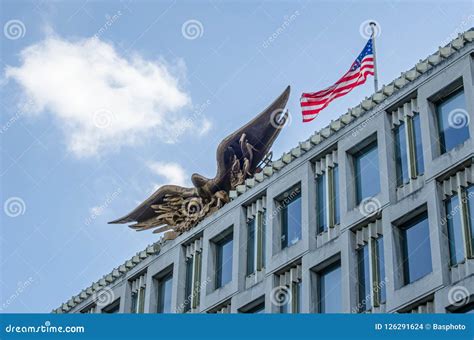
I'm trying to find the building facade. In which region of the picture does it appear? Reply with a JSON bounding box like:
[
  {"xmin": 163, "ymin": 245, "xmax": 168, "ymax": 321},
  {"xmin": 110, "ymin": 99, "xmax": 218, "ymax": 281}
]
[{"xmin": 55, "ymin": 29, "xmax": 474, "ymax": 314}]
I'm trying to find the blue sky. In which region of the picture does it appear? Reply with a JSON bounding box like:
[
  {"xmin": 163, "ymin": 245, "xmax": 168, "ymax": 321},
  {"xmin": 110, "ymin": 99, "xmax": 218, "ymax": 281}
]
[{"xmin": 1, "ymin": 0, "xmax": 472, "ymax": 313}]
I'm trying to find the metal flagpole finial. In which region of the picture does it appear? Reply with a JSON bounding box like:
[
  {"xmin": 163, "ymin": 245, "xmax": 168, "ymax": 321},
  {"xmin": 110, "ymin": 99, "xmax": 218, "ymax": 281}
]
[{"xmin": 369, "ymin": 21, "xmax": 377, "ymax": 36}]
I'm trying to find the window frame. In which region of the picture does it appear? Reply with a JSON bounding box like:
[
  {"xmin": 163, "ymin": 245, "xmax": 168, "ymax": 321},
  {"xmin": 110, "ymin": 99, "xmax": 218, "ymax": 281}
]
[
  {"xmin": 215, "ymin": 233, "xmax": 234, "ymax": 289},
  {"xmin": 246, "ymin": 210, "xmax": 266, "ymax": 276},
  {"xmin": 279, "ymin": 189, "xmax": 302, "ymax": 249},
  {"xmin": 156, "ymin": 271, "xmax": 173, "ymax": 314},
  {"xmin": 434, "ymin": 86, "xmax": 469, "ymax": 154},
  {"xmin": 317, "ymin": 261, "xmax": 342, "ymax": 313},
  {"xmin": 443, "ymin": 184, "xmax": 474, "ymax": 265},
  {"xmin": 316, "ymin": 163, "xmax": 340, "ymax": 234},
  {"xmin": 399, "ymin": 212, "xmax": 433, "ymax": 285},
  {"xmin": 353, "ymin": 141, "xmax": 380, "ymax": 205},
  {"xmin": 101, "ymin": 299, "xmax": 120, "ymax": 313},
  {"xmin": 131, "ymin": 286, "xmax": 145, "ymax": 314},
  {"xmin": 355, "ymin": 234, "xmax": 386, "ymax": 312}
]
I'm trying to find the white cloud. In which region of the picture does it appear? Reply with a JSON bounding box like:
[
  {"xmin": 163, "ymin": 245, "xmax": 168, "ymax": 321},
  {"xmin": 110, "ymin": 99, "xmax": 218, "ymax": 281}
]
[
  {"xmin": 147, "ymin": 161, "xmax": 189, "ymax": 187},
  {"xmin": 5, "ymin": 34, "xmax": 199, "ymax": 158}
]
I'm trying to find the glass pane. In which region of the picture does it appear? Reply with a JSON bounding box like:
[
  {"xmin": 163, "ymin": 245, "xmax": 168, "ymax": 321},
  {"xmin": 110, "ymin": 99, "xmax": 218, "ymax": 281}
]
[
  {"xmin": 436, "ymin": 89, "xmax": 469, "ymax": 153},
  {"xmin": 333, "ymin": 165, "xmax": 340, "ymax": 225},
  {"xmin": 394, "ymin": 123, "xmax": 409, "ymax": 186},
  {"xmin": 281, "ymin": 194, "xmax": 302, "ymax": 248},
  {"xmin": 445, "ymin": 195, "xmax": 465, "ymax": 266},
  {"xmin": 247, "ymin": 219, "xmax": 256, "ymax": 275},
  {"xmin": 354, "ymin": 142, "xmax": 380, "ymax": 203},
  {"xmin": 467, "ymin": 186, "xmax": 474, "ymax": 256},
  {"xmin": 247, "ymin": 303, "xmax": 265, "ymax": 313},
  {"xmin": 357, "ymin": 245, "xmax": 370, "ymax": 312},
  {"xmin": 103, "ymin": 301, "xmax": 120, "ymax": 313},
  {"xmin": 375, "ymin": 237, "xmax": 386, "ymax": 303},
  {"xmin": 183, "ymin": 259, "xmax": 193, "ymax": 312},
  {"xmin": 216, "ymin": 236, "xmax": 233, "ymax": 288},
  {"xmin": 317, "ymin": 173, "xmax": 327, "ymax": 233},
  {"xmin": 318, "ymin": 263, "xmax": 342, "ymax": 313},
  {"xmin": 294, "ymin": 281, "xmax": 302, "ymax": 313},
  {"xmin": 138, "ymin": 287, "xmax": 145, "ymax": 313},
  {"xmin": 280, "ymin": 290, "xmax": 290, "ymax": 314},
  {"xmin": 158, "ymin": 274, "xmax": 173, "ymax": 313},
  {"xmin": 130, "ymin": 293, "xmax": 137, "ymax": 313},
  {"xmin": 402, "ymin": 213, "xmax": 432, "ymax": 284},
  {"xmin": 412, "ymin": 114, "xmax": 424, "ymax": 175},
  {"xmin": 194, "ymin": 252, "xmax": 202, "ymax": 307}
]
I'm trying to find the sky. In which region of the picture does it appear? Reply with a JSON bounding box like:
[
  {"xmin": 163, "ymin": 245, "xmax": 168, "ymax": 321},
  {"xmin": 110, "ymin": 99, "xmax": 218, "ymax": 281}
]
[{"xmin": 0, "ymin": 0, "xmax": 473, "ymax": 313}]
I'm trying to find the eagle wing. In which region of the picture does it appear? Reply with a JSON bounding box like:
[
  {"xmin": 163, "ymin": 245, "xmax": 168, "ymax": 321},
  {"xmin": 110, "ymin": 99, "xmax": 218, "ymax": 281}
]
[
  {"xmin": 193, "ymin": 85, "xmax": 291, "ymax": 193},
  {"xmin": 108, "ymin": 185, "xmax": 198, "ymax": 233}
]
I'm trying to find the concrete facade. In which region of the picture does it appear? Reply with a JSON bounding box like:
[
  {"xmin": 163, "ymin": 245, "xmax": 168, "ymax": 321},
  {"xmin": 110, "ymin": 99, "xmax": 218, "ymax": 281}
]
[{"xmin": 55, "ymin": 30, "xmax": 474, "ymax": 314}]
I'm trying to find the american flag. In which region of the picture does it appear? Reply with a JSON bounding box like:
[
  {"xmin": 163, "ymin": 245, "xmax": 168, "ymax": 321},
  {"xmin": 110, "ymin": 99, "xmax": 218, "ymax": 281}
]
[{"xmin": 301, "ymin": 38, "xmax": 375, "ymax": 123}]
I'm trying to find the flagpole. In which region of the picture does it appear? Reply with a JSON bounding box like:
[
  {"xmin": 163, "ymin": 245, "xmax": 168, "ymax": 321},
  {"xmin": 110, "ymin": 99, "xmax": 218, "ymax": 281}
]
[{"xmin": 369, "ymin": 21, "xmax": 379, "ymax": 92}]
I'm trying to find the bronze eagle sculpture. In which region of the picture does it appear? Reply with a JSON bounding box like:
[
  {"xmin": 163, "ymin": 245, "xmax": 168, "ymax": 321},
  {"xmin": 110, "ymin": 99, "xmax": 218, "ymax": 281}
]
[{"xmin": 109, "ymin": 86, "xmax": 291, "ymax": 235}]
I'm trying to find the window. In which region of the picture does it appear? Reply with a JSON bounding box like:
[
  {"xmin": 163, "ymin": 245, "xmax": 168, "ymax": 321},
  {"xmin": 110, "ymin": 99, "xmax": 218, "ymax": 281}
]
[
  {"xmin": 332, "ymin": 165, "xmax": 340, "ymax": 226},
  {"xmin": 400, "ymin": 213, "xmax": 432, "ymax": 285},
  {"xmin": 216, "ymin": 234, "xmax": 233, "ymax": 289},
  {"xmin": 436, "ymin": 88, "xmax": 470, "ymax": 153},
  {"xmin": 318, "ymin": 262, "xmax": 342, "ymax": 313},
  {"xmin": 316, "ymin": 160, "xmax": 340, "ymax": 233},
  {"xmin": 130, "ymin": 273, "xmax": 146, "ymax": 313},
  {"xmin": 280, "ymin": 188, "xmax": 302, "ymax": 249},
  {"xmin": 394, "ymin": 122, "xmax": 409, "ymax": 186},
  {"xmin": 183, "ymin": 239, "xmax": 203, "ymax": 313},
  {"xmin": 157, "ymin": 272, "xmax": 173, "ymax": 313},
  {"xmin": 80, "ymin": 304, "xmax": 96, "ymax": 313},
  {"xmin": 280, "ymin": 281, "xmax": 302, "ymax": 314},
  {"xmin": 393, "ymin": 113, "xmax": 425, "ymax": 187},
  {"xmin": 412, "ymin": 113, "xmax": 425, "ymax": 176},
  {"xmin": 247, "ymin": 303, "xmax": 265, "ymax": 314},
  {"xmin": 277, "ymin": 264, "xmax": 302, "ymax": 314},
  {"xmin": 102, "ymin": 299, "xmax": 120, "ymax": 313},
  {"xmin": 240, "ymin": 299, "xmax": 265, "ymax": 314},
  {"xmin": 357, "ymin": 245, "xmax": 370, "ymax": 312},
  {"xmin": 246, "ymin": 198, "xmax": 266, "ymax": 276},
  {"xmin": 445, "ymin": 194, "xmax": 465, "ymax": 265},
  {"xmin": 354, "ymin": 142, "xmax": 380, "ymax": 204},
  {"xmin": 373, "ymin": 236, "xmax": 386, "ymax": 304},
  {"xmin": 467, "ymin": 186, "xmax": 474, "ymax": 256},
  {"xmin": 451, "ymin": 302, "xmax": 474, "ymax": 314},
  {"xmin": 316, "ymin": 174, "xmax": 327, "ymax": 232},
  {"xmin": 354, "ymin": 221, "xmax": 386, "ymax": 312},
  {"xmin": 444, "ymin": 184, "xmax": 474, "ymax": 264}
]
